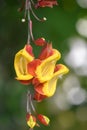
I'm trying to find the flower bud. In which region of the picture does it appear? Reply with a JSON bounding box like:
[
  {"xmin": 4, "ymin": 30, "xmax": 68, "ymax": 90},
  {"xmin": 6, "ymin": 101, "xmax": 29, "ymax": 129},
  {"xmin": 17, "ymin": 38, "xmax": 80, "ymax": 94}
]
[
  {"xmin": 26, "ymin": 113, "xmax": 36, "ymax": 128},
  {"xmin": 37, "ymin": 114, "xmax": 50, "ymax": 126},
  {"xmin": 34, "ymin": 38, "xmax": 46, "ymax": 46}
]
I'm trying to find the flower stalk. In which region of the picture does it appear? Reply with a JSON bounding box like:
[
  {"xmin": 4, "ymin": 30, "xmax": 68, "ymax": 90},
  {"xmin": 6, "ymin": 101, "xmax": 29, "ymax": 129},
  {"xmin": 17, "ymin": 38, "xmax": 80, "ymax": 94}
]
[{"xmin": 14, "ymin": 0, "xmax": 69, "ymax": 129}]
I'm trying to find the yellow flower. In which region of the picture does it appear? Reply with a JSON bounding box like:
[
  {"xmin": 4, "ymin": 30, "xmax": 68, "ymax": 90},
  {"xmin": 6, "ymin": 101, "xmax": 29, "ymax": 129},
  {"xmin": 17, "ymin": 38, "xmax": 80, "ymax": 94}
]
[
  {"xmin": 35, "ymin": 64, "xmax": 69, "ymax": 97},
  {"xmin": 35, "ymin": 49, "xmax": 61, "ymax": 83},
  {"xmin": 28, "ymin": 43, "xmax": 61, "ymax": 83},
  {"xmin": 14, "ymin": 44, "xmax": 34, "ymax": 82}
]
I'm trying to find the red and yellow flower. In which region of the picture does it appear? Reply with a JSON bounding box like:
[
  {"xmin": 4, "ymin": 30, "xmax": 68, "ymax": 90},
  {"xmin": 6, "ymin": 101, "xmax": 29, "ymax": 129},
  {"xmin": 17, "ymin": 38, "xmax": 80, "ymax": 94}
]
[
  {"xmin": 26, "ymin": 113, "xmax": 50, "ymax": 128},
  {"xmin": 14, "ymin": 44, "xmax": 34, "ymax": 84},
  {"xmin": 34, "ymin": 64, "xmax": 69, "ymax": 99},
  {"xmin": 14, "ymin": 41, "xmax": 69, "ymax": 101},
  {"xmin": 26, "ymin": 113, "xmax": 36, "ymax": 128},
  {"xmin": 37, "ymin": 114, "xmax": 50, "ymax": 126},
  {"xmin": 28, "ymin": 43, "xmax": 61, "ymax": 83}
]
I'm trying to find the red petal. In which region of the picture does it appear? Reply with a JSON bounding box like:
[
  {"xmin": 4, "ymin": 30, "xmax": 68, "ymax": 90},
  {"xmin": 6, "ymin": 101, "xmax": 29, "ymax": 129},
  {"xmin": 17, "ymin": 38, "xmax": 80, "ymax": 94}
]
[
  {"xmin": 39, "ymin": 43, "xmax": 54, "ymax": 60},
  {"xmin": 26, "ymin": 113, "xmax": 31, "ymax": 121},
  {"xmin": 33, "ymin": 91, "xmax": 47, "ymax": 102},
  {"xmin": 25, "ymin": 44, "xmax": 34, "ymax": 57},
  {"xmin": 34, "ymin": 38, "xmax": 46, "ymax": 46},
  {"xmin": 26, "ymin": 113, "xmax": 36, "ymax": 122},
  {"xmin": 37, "ymin": 114, "xmax": 49, "ymax": 125},
  {"xmin": 27, "ymin": 59, "xmax": 41, "ymax": 76},
  {"xmin": 18, "ymin": 79, "xmax": 32, "ymax": 85},
  {"xmin": 54, "ymin": 64, "xmax": 62, "ymax": 72},
  {"xmin": 34, "ymin": 83, "xmax": 45, "ymax": 95},
  {"xmin": 36, "ymin": 0, "xmax": 58, "ymax": 8},
  {"xmin": 32, "ymin": 78, "xmax": 41, "ymax": 86}
]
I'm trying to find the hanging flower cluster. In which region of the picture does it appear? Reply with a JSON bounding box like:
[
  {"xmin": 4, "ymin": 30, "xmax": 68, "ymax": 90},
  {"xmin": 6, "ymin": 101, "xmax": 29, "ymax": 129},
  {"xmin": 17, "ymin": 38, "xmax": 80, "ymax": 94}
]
[
  {"xmin": 14, "ymin": 42, "xmax": 69, "ymax": 102},
  {"xmin": 14, "ymin": 0, "xmax": 69, "ymax": 129},
  {"xmin": 25, "ymin": 91, "xmax": 50, "ymax": 129}
]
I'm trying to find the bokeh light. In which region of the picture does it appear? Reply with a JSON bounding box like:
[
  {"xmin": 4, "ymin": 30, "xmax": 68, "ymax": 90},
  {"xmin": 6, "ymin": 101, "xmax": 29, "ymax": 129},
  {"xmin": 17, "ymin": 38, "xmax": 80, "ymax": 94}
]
[
  {"xmin": 76, "ymin": 18, "xmax": 87, "ymax": 37},
  {"xmin": 76, "ymin": 0, "xmax": 87, "ymax": 8},
  {"xmin": 65, "ymin": 37, "xmax": 87, "ymax": 76}
]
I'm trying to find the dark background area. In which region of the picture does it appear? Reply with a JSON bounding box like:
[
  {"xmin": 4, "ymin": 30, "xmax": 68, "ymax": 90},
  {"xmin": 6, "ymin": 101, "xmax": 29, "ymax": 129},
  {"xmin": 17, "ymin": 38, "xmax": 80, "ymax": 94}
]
[{"xmin": 0, "ymin": 0, "xmax": 87, "ymax": 130}]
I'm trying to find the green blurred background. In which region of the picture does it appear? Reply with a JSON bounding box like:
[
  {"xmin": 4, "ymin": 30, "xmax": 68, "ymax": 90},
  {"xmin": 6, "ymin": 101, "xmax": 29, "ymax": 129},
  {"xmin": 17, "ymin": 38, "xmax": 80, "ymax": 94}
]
[{"xmin": 0, "ymin": 0, "xmax": 87, "ymax": 130}]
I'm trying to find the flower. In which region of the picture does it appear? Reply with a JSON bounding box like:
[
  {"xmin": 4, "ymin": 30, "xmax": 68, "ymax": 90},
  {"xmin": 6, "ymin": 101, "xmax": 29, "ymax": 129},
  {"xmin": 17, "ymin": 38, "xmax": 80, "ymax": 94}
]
[
  {"xmin": 26, "ymin": 113, "xmax": 50, "ymax": 128},
  {"xmin": 34, "ymin": 64, "xmax": 69, "ymax": 97},
  {"xmin": 14, "ymin": 42, "xmax": 69, "ymax": 100},
  {"xmin": 26, "ymin": 113, "xmax": 36, "ymax": 128},
  {"xmin": 33, "ymin": 91, "xmax": 47, "ymax": 102},
  {"xmin": 37, "ymin": 114, "xmax": 50, "ymax": 126},
  {"xmin": 28, "ymin": 43, "xmax": 61, "ymax": 83},
  {"xmin": 14, "ymin": 44, "xmax": 34, "ymax": 84},
  {"xmin": 35, "ymin": 0, "xmax": 58, "ymax": 8},
  {"xmin": 34, "ymin": 37, "xmax": 46, "ymax": 46}
]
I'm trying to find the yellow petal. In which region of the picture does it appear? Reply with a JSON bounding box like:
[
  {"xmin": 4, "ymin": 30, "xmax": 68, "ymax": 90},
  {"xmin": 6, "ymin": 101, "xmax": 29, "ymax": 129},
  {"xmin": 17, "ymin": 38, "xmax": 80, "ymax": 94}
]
[
  {"xmin": 54, "ymin": 64, "xmax": 69, "ymax": 76},
  {"xmin": 14, "ymin": 46, "xmax": 34, "ymax": 80},
  {"xmin": 35, "ymin": 49, "xmax": 61, "ymax": 83},
  {"xmin": 42, "ymin": 64, "xmax": 69, "ymax": 97},
  {"xmin": 43, "ymin": 115, "xmax": 50, "ymax": 125},
  {"xmin": 27, "ymin": 116, "xmax": 36, "ymax": 128},
  {"xmin": 42, "ymin": 75, "xmax": 58, "ymax": 97}
]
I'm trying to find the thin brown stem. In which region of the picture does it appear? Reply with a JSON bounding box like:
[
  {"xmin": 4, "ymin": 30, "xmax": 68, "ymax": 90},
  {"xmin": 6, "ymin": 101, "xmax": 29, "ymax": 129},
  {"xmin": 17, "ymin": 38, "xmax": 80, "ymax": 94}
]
[{"xmin": 27, "ymin": 91, "xmax": 31, "ymax": 113}]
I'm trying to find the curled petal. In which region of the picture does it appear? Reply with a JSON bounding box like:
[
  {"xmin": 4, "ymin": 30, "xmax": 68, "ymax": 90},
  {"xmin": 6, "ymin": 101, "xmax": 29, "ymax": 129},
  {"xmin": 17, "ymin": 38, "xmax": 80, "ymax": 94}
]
[
  {"xmin": 35, "ymin": 64, "xmax": 69, "ymax": 97},
  {"xmin": 14, "ymin": 44, "xmax": 34, "ymax": 81},
  {"xmin": 32, "ymin": 78, "xmax": 41, "ymax": 86},
  {"xmin": 33, "ymin": 91, "xmax": 47, "ymax": 102},
  {"xmin": 39, "ymin": 43, "xmax": 53, "ymax": 60},
  {"xmin": 35, "ymin": 49, "xmax": 61, "ymax": 83},
  {"xmin": 25, "ymin": 44, "xmax": 34, "ymax": 57},
  {"xmin": 37, "ymin": 114, "xmax": 50, "ymax": 126},
  {"xmin": 27, "ymin": 59, "xmax": 41, "ymax": 76},
  {"xmin": 26, "ymin": 113, "xmax": 36, "ymax": 128},
  {"xmin": 19, "ymin": 79, "xmax": 32, "ymax": 85},
  {"xmin": 54, "ymin": 64, "xmax": 69, "ymax": 75}
]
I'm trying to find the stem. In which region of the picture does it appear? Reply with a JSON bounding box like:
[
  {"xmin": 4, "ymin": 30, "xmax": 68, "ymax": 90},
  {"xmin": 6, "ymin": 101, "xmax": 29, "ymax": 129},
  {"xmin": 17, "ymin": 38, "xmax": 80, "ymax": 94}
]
[
  {"xmin": 27, "ymin": 91, "xmax": 31, "ymax": 113},
  {"xmin": 23, "ymin": 0, "xmax": 46, "ymax": 44},
  {"xmin": 29, "ymin": 2, "xmax": 46, "ymax": 22},
  {"xmin": 30, "ymin": 0, "xmax": 35, "ymax": 6},
  {"xmin": 29, "ymin": 93, "xmax": 36, "ymax": 113},
  {"xmin": 27, "ymin": 9, "xmax": 31, "ymax": 44},
  {"xmin": 26, "ymin": 0, "xmax": 35, "ymax": 43},
  {"xmin": 29, "ymin": 20, "xmax": 34, "ymax": 41},
  {"xmin": 29, "ymin": 128, "xmax": 33, "ymax": 130},
  {"xmin": 27, "ymin": 90, "xmax": 36, "ymax": 114}
]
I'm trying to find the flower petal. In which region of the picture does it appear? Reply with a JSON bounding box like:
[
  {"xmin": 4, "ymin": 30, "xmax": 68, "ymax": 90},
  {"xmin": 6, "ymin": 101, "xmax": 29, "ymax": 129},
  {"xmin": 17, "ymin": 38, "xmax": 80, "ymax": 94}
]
[
  {"xmin": 26, "ymin": 114, "xmax": 36, "ymax": 128},
  {"xmin": 54, "ymin": 64, "xmax": 69, "ymax": 75},
  {"xmin": 27, "ymin": 59, "xmax": 41, "ymax": 76},
  {"xmin": 37, "ymin": 114, "xmax": 50, "ymax": 126},
  {"xmin": 35, "ymin": 49, "xmax": 61, "ymax": 82},
  {"xmin": 35, "ymin": 0, "xmax": 58, "ymax": 8},
  {"xmin": 35, "ymin": 64, "xmax": 69, "ymax": 97},
  {"xmin": 19, "ymin": 79, "xmax": 32, "ymax": 85},
  {"xmin": 25, "ymin": 44, "xmax": 34, "ymax": 57},
  {"xmin": 33, "ymin": 91, "xmax": 47, "ymax": 102},
  {"xmin": 39, "ymin": 43, "xmax": 53, "ymax": 60},
  {"xmin": 14, "ymin": 45, "xmax": 34, "ymax": 81},
  {"xmin": 34, "ymin": 78, "xmax": 57, "ymax": 97}
]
